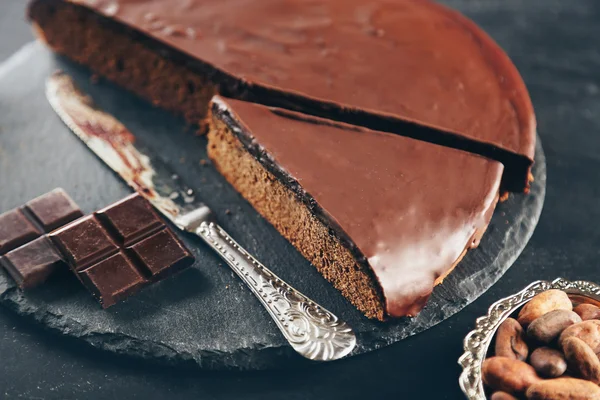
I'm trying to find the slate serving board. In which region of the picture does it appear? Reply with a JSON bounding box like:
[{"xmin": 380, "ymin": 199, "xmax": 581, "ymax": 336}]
[{"xmin": 0, "ymin": 42, "xmax": 546, "ymax": 370}]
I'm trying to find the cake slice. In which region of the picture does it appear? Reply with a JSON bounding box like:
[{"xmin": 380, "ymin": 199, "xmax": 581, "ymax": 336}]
[
  {"xmin": 28, "ymin": 0, "xmax": 534, "ymax": 192},
  {"xmin": 207, "ymin": 97, "xmax": 503, "ymax": 320}
]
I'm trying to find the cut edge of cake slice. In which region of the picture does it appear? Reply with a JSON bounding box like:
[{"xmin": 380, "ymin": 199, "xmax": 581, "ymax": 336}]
[{"xmin": 207, "ymin": 96, "xmax": 503, "ymax": 320}]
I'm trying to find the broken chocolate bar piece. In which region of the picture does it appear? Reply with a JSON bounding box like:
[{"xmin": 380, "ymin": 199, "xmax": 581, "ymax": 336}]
[
  {"xmin": 0, "ymin": 237, "xmax": 65, "ymax": 289},
  {"xmin": 0, "ymin": 188, "xmax": 84, "ymax": 255},
  {"xmin": 24, "ymin": 188, "xmax": 84, "ymax": 231},
  {"xmin": 0, "ymin": 209, "xmax": 40, "ymax": 255},
  {"xmin": 50, "ymin": 193, "xmax": 194, "ymax": 308},
  {"xmin": 0, "ymin": 188, "xmax": 83, "ymax": 288}
]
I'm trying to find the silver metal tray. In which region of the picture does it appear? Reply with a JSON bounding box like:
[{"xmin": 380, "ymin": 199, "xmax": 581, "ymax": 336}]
[{"xmin": 458, "ymin": 278, "xmax": 600, "ymax": 399}]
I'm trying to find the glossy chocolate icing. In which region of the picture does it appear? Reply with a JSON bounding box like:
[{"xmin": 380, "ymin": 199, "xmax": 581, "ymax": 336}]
[
  {"xmin": 50, "ymin": 0, "xmax": 534, "ymax": 190},
  {"xmin": 212, "ymin": 96, "xmax": 503, "ymax": 317}
]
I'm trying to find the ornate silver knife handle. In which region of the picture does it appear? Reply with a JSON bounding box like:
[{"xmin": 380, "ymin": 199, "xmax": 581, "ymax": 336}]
[
  {"xmin": 175, "ymin": 208, "xmax": 356, "ymax": 361},
  {"xmin": 199, "ymin": 222, "xmax": 356, "ymax": 361}
]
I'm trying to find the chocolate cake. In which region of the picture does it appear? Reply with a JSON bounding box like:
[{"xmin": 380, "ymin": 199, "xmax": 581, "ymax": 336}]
[
  {"xmin": 28, "ymin": 0, "xmax": 535, "ymax": 192},
  {"xmin": 207, "ymin": 96, "xmax": 503, "ymax": 320}
]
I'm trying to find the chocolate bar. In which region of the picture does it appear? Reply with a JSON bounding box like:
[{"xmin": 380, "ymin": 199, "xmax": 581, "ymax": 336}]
[
  {"xmin": 0, "ymin": 189, "xmax": 83, "ymax": 288},
  {"xmin": 50, "ymin": 193, "xmax": 194, "ymax": 308},
  {"xmin": 1, "ymin": 237, "xmax": 65, "ymax": 289}
]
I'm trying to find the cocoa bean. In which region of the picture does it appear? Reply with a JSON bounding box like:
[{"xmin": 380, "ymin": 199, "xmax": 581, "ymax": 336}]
[
  {"xmin": 491, "ymin": 392, "xmax": 518, "ymax": 400},
  {"xmin": 559, "ymin": 320, "xmax": 600, "ymax": 353},
  {"xmin": 562, "ymin": 336, "xmax": 600, "ymax": 384},
  {"xmin": 482, "ymin": 356, "xmax": 541, "ymax": 394},
  {"xmin": 526, "ymin": 378, "xmax": 600, "ymax": 400},
  {"xmin": 518, "ymin": 290, "xmax": 573, "ymax": 326},
  {"xmin": 574, "ymin": 303, "xmax": 600, "ymax": 321},
  {"xmin": 527, "ymin": 310, "xmax": 581, "ymax": 343},
  {"xmin": 529, "ymin": 347, "xmax": 567, "ymax": 378},
  {"xmin": 495, "ymin": 318, "xmax": 528, "ymax": 360}
]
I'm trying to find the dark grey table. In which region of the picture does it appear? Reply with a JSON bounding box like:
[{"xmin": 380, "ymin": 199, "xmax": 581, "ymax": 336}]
[{"xmin": 1, "ymin": 0, "xmax": 598, "ymax": 398}]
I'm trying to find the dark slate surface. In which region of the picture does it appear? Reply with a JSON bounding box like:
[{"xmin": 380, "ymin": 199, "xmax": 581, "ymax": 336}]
[
  {"xmin": 0, "ymin": 41, "xmax": 545, "ymax": 370},
  {"xmin": 0, "ymin": 0, "xmax": 597, "ymax": 398}
]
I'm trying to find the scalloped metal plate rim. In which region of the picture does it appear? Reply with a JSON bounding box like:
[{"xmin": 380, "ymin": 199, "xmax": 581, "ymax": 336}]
[{"xmin": 458, "ymin": 277, "xmax": 600, "ymax": 399}]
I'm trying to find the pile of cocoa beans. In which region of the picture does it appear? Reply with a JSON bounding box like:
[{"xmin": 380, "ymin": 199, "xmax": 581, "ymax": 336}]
[{"xmin": 483, "ymin": 289, "xmax": 600, "ymax": 400}]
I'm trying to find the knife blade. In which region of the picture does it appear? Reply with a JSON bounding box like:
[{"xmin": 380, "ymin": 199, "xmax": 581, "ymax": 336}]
[{"xmin": 46, "ymin": 71, "xmax": 356, "ymax": 361}]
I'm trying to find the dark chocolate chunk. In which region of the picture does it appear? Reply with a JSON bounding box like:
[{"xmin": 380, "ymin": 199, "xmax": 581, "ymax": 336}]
[
  {"xmin": 0, "ymin": 189, "xmax": 83, "ymax": 289},
  {"xmin": 129, "ymin": 228, "xmax": 194, "ymax": 280},
  {"xmin": 96, "ymin": 193, "xmax": 163, "ymax": 246},
  {"xmin": 24, "ymin": 188, "xmax": 84, "ymax": 231},
  {"xmin": 0, "ymin": 236, "xmax": 65, "ymax": 289},
  {"xmin": 0, "ymin": 188, "xmax": 83, "ymax": 256},
  {"xmin": 51, "ymin": 215, "xmax": 118, "ymax": 272},
  {"xmin": 78, "ymin": 253, "xmax": 146, "ymax": 308},
  {"xmin": 50, "ymin": 193, "xmax": 194, "ymax": 308},
  {"xmin": 0, "ymin": 209, "xmax": 41, "ymax": 255}
]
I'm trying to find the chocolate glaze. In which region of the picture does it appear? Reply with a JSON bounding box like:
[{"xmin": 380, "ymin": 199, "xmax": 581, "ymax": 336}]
[
  {"xmin": 212, "ymin": 96, "xmax": 503, "ymax": 317},
  {"xmin": 32, "ymin": 0, "xmax": 535, "ymax": 191}
]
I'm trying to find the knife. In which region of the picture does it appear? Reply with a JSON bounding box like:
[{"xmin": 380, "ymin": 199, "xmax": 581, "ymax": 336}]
[{"xmin": 45, "ymin": 71, "xmax": 356, "ymax": 362}]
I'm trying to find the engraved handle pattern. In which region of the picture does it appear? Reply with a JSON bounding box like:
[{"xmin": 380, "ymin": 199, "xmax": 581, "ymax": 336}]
[{"xmin": 196, "ymin": 221, "xmax": 356, "ymax": 361}]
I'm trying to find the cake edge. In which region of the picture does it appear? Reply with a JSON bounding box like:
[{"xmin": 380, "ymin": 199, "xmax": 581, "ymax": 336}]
[{"xmin": 207, "ymin": 103, "xmax": 387, "ymax": 321}]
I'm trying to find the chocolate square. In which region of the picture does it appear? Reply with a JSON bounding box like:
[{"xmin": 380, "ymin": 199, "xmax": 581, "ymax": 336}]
[
  {"xmin": 24, "ymin": 188, "xmax": 84, "ymax": 232},
  {"xmin": 129, "ymin": 228, "xmax": 194, "ymax": 280},
  {"xmin": 0, "ymin": 209, "xmax": 41, "ymax": 255},
  {"xmin": 50, "ymin": 215, "xmax": 118, "ymax": 271},
  {"xmin": 96, "ymin": 193, "xmax": 163, "ymax": 246},
  {"xmin": 78, "ymin": 253, "xmax": 147, "ymax": 308},
  {"xmin": 0, "ymin": 236, "xmax": 65, "ymax": 289}
]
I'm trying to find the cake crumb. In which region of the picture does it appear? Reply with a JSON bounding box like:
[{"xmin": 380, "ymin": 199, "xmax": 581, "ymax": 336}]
[
  {"xmin": 199, "ymin": 159, "xmax": 209, "ymax": 166},
  {"xmin": 225, "ymin": 285, "xmax": 229, "ymax": 290},
  {"xmin": 499, "ymin": 192, "xmax": 510, "ymax": 202},
  {"xmin": 225, "ymin": 209, "xmax": 232, "ymax": 215}
]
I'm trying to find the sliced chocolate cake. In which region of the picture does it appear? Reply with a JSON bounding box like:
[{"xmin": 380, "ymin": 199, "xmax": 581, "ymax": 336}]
[
  {"xmin": 207, "ymin": 96, "xmax": 503, "ymax": 320},
  {"xmin": 28, "ymin": 0, "xmax": 535, "ymax": 192}
]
